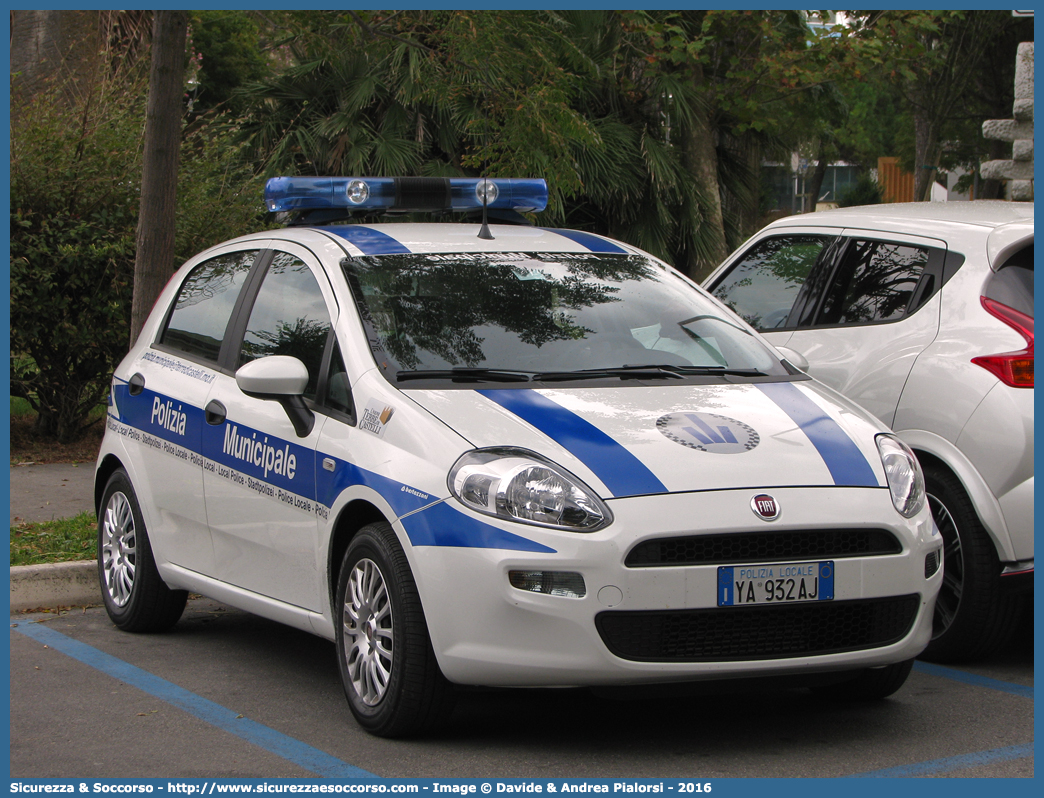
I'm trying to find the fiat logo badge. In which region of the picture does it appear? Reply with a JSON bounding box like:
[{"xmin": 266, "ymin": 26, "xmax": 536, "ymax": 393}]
[{"xmin": 751, "ymin": 494, "xmax": 780, "ymax": 521}]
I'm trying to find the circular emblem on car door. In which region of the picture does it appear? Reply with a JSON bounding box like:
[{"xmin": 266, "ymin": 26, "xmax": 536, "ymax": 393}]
[
  {"xmin": 656, "ymin": 412, "xmax": 760, "ymax": 454},
  {"xmin": 751, "ymin": 494, "xmax": 780, "ymax": 521}
]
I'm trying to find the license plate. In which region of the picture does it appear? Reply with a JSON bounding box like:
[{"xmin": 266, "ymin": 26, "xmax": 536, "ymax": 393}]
[{"xmin": 717, "ymin": 561, "xmax": 834, "ymax": 606}]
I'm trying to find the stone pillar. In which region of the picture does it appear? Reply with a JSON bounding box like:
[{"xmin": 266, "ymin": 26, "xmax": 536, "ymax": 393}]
[{"xmin": 981, "ymin": 42, "xmax": 1034, "ymax": 201}]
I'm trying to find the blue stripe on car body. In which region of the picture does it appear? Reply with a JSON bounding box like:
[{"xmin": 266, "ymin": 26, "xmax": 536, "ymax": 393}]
[
  {"xmin": 540, "ymin": 228, "xmax": 628, "ymax": 254},
  {"xmin": 315, "ymin": 453, "xmax": 555, "ymax": 553},
  {"xmin": 400, "ymin": 500, "xmax": 557, "ymax": 553},
  {"xmin": 477, "ymin": 389, "xmax": 668, "ymax": 498},
  {"xmin": 111, "ymin": 384, "xmax": 551, "ymax": 553},
  {"xmin": 324, "ymin": 226, "xmax": 412, "ymax": 255},
  {"xmin": 756, "ymin": 382, "xmax": 880, "ymax": 487}
]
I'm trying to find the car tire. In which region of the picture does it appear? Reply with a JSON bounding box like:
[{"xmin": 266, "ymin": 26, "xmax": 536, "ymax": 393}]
[
  {"xmin": 919, "ymin": 465, "xmax": 1024, "ymax": 663},
  {"xmin": 812, "ymin": 658, "xmax": 914, "ymax": 701},
  {"xmin": 97, "ymin": 469, "xmax": 187, "ymax": 632},
  {"xmin": 335, "ymin": 522, "xmax": 454, "ymax": 737}
]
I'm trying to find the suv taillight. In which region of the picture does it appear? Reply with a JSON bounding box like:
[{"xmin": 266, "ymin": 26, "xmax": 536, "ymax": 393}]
[{"xmin": 972, "ymin": 296, "xmax": 1034, "ymax": 388}]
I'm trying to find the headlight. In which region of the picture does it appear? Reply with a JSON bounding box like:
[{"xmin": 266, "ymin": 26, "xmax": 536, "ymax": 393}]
[
  {"xmin": 448, "ymin": 448, "xmax": 612, "ymax": 531},
  {"xmin": 876, "ymin": 434, "xmax": 926, "ymax": 518}
]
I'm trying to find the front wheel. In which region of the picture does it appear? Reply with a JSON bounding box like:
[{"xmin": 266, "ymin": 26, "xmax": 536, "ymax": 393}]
[
  {"xmin": 334, "ymin": 522, "xmax": 453, "ymax": 737},
  {"xmin": 919, "ymin": 465, "xmax": 1023, "ymax": 662},
  {"xmin": 97, "ymin": 469, "xmax": 187, "ymax": 632}
]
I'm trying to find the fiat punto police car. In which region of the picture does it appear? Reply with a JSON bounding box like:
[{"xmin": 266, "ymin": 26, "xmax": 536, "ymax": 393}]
[{"xmin": 96, "ymin": 176, "xmax": 942, "ymax": 737}]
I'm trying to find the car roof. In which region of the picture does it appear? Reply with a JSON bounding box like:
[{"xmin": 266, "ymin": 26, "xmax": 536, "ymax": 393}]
[
  {"xmin": 230, "ymin": 223, "xmax": 643, "ymax": 258},
  {"xmin": 764, "ymin": 201, "xmax": 1034, "ymax": 232}
]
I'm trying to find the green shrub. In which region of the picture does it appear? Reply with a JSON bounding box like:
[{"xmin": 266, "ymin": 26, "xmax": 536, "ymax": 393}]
[
  {"xmin": 10, "ymin": 79, "xmax": 143, "ymax": 443},
  {"xmin": 10, "ymin": 73, "xmax": 266, "ymax": 443}
]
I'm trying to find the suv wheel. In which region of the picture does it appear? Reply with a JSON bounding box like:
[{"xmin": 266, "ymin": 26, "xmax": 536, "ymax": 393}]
[
  {"xmin": 920, "ymin": 465, "xmax": 1023, "ymax": 662},
  {"xmin": 334, "ymin": 522, "xmax": 454, "ymax": 737},
  {"xmin": 97, "ymin": 469, "xmax": 187, "ymax": 632}
]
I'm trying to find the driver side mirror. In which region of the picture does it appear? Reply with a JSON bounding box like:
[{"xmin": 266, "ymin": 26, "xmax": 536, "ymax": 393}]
[{"xmin": 235, "ymin": 356, "xmax": 315, "ymax": 437}]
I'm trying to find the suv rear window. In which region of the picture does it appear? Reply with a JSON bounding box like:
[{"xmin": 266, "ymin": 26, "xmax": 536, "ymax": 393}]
[
  {"xmin": 817, "ymin": 240, "xmax": 930, "ymax": 325},
  {"xmin": 986, "ymin": 244, "xmax": 1033, "ymax": 318}
]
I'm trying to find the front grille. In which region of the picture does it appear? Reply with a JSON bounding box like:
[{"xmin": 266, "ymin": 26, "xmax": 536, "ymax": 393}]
[
  {"xmin": 625, "ymin": 529, "xmax": 902, "ymax": 567},
  {"xmin": 595, "ymin": 595, "xmax": 920, "ymax": 662}
]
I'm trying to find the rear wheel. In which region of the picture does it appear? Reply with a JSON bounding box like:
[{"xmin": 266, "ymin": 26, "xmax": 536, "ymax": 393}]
[
  {"xmin": 920, "ymin": 465, "xmax": 1023, "ymax": 663},
  {"xmin": 97, "ymin": 469, "xmax": 187, "ymax": 632},
  {"xmin": 334, "ymin": 522, "xmax": 453, "ymax": 737}
]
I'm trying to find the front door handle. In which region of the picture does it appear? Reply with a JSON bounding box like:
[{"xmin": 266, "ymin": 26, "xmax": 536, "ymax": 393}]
[{"xmin": 205, "ymin": 399, "xmax": 227, "ymax": 425}]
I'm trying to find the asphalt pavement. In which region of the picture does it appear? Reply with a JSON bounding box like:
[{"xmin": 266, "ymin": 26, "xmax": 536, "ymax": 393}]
[{"xmin": 10, "ymin": 462, "xmax": 96, "ymax": 523}]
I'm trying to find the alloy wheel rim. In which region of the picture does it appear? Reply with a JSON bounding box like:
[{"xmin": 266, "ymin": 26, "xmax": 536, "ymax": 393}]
[
  {"xmin": 342, "ymin": 558, "xmax": 394, "ymax": 706},
  {"xmin": 928, "ymin": 492, "xmax": 963, "ymax": 639},
  {"xmin": 101, "ymin": 491, "xmax": 137, "ymax": 607}
]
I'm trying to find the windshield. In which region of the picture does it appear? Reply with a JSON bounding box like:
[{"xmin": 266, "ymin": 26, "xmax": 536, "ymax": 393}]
[{"xmin": 342, "ymin": 251, "xmax": 791, "ymax": 383}]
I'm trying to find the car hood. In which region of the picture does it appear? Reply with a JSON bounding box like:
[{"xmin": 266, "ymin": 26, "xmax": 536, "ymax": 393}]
[{"xmin": 404, "ymin": 380, "xmax": 888, "ymax": 499}]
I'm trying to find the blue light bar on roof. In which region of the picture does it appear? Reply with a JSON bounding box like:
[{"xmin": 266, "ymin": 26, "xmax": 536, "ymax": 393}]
[{"xmin": 265, "ymin": 176, "xmax": 548, "ymax": 214}]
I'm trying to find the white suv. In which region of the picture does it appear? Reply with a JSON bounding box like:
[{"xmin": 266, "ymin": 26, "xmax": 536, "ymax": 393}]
[{"xmin": 705, "ymin": 201, "xmax": 1033, "ymax": 662}]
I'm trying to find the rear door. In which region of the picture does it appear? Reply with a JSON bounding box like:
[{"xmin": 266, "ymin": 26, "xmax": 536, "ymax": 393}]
[
  {"xmin": 710, "ymin": 228, "xmax": 949, "ymax": 427},
  {"xmin": 783, "ymin": 230, "xmax": 947, "ymax": 426},
  {"xmin": 114, "ymin": 245, "xmax": 262, "ymax": 575}
]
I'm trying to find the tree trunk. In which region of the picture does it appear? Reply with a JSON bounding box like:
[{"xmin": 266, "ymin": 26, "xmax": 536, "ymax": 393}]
[
  {"xmin": 912, "ymin": 107, "xmax": 939, "ymax": 202},
  {"xmin": 738, "ymin": 137, "xmax": 761, "ymax": 239},
  {"xmin": 806, "ymin": 146, "xmax": 830, "ymax": 213},
  {"xmin": 131, "ymin": 11, "xmax": 187, "ymax": 346},
  {"xmin": 680, "ymin": 81, "xmax": 729, "ymax": 281},
  {"xmin": 10, "ymin": 10, "xmax": 103, "ymax": 110}
]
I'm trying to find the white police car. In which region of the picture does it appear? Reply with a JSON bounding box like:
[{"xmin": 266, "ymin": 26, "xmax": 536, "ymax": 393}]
[{"xmin": 96, "ymin": 176, "xmax": 942, "ymax": 737}]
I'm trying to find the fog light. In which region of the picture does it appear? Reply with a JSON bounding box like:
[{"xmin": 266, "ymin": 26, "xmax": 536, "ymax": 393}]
[
  {"xmin": 509, "ymin": 570, "xmax": 586, "ymax": 598},
  {"xmin": 925, "ymin": 549, "xmax": 942, "ymax": 579}
]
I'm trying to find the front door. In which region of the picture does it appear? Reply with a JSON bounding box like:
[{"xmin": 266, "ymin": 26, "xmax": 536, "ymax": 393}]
[{"xmin": 202, "ymin": 245, "xmax": 336, "ymax": 610}]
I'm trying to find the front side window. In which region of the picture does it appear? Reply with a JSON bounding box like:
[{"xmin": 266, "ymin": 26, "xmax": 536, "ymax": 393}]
[
  {"xmin": 239, "ymin": 252, "xmax": 332, "ymax": 400},
  {"xmin": 160, "ymin": 250, "xmax": 258, "ymax": 361},
  {"xmin": 711, "ymin": 235, "xmax": 832, "ymax": 330},
  {"xmin": 818, "ymin": 240, "xmax": 930, "ymax": 325},
  {"xmin": 343, "ymin": 251, "xmax": 791, "ymax": 383}
]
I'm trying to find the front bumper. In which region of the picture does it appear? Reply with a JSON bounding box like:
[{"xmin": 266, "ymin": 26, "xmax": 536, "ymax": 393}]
[{"xmin": 406, "ymin": 486, "xmax": 943, "ymax": 687}]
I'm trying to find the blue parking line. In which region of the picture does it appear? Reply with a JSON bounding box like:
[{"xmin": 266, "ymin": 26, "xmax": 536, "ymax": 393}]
[
  {"xmin": 913, "ymin": 661, "xmax": 1035, "ymax": 699},
  {"xmin": 11, "ymin": 619, "xmax": 377, "ymax": 779},
  {"xmin": 846, "ymin": 743, "xmax": 1034, "ymax": 777},
  {"xmin": 845, "ymin": 662, "xmax": 1034, "ymax": 777}
]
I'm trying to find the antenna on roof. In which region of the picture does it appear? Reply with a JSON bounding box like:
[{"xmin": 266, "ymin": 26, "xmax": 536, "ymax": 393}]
[{"xmin": 478, "ymin": 177, "xmax": 494, "ymax": 240}]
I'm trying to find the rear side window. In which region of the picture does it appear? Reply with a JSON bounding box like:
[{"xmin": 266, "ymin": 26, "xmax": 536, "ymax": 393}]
[
  {"xmin": 160, "ymin": 250, "xmax": 258, "ymax": 362},
  {"xmin": 986, "ymin": 244, "xmax": 1033, "ymax": 318},
  {"xmin": 817, "ymin": 240, "xmax": 929, "ymax": 325},
  {"xmin": 711, "ymin": 234, "xmax": 831, "ymax": 330}
]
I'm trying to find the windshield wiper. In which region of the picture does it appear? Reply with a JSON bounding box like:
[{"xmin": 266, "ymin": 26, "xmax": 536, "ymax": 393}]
[
  {"xmin": 533, "ymin": 364, "xmax": 766, "ymax": 382},
  {"xmin": 395, "ymin": 368, "xmax": 534, "ymax": 383}
]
